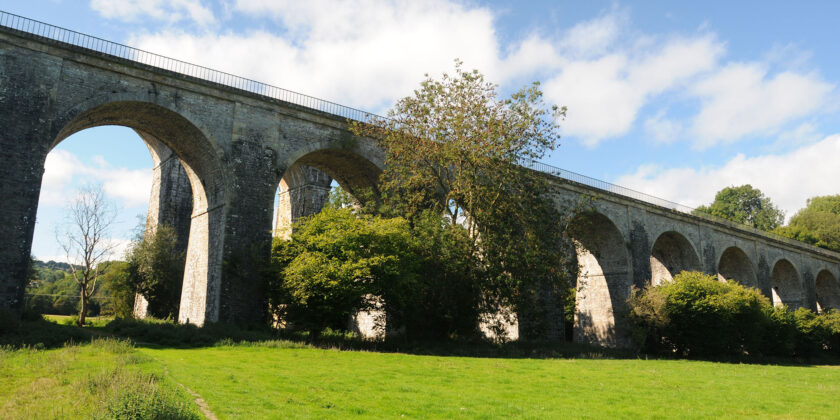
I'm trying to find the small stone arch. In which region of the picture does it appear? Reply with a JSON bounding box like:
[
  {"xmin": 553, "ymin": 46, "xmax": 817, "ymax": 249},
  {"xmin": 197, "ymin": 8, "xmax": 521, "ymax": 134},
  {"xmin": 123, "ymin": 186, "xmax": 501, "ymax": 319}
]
[
  {"xmin": 568, "ymin": 210, "xmax": 632, "ymax": 348},
  {"xmin": 815, "ymin": 270, "xmax": 840, "ymax": 312},
  {"xmin": 649, "ymin": 230, "xmax": 702, "ymax": 286},
  {"xmin": 49, "ymin": 99, "xmax": 226, "ymax": 325},
  {"xmin": 771, "ymin": 259, "xmax": 804, "ymax": 309},
  {"xmin": 717, "ymin": 246, "xmax": 758, "ymax": 288}
]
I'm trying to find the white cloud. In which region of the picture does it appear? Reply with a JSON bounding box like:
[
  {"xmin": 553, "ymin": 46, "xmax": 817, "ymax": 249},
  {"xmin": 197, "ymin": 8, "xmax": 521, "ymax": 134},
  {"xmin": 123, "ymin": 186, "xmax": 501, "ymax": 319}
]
[
  {"xmin": 543, "ymin": 35, "xmax": 724, "ymax": 146},
  {"xmin": 40, "ymin": 150, "xmax": 152, "ymax": 208},
  {"xmin": 614, "ymin": 135, "xmax": 840, "ymax": 219},
  {"xmin": 690, "ymin": 63, "xmax": 834, "ymax": 148},
  {"xmin": 129, "ymin": 0, "xmax": 500, "ymax": 111},
  {"xmin": 644, "ymin": 111, "xmax": 682, "ymax": 144},
  {"xmin": 89, "ymin": 0, "xmax": 215, "ymax": 25}
]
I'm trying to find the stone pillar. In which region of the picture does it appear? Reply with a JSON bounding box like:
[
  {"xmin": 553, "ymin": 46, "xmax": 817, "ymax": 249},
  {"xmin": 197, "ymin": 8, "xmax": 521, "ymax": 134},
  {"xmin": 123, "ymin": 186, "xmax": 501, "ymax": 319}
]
[
  {"xmin": 132, "ymin": 131, "xmax": 193, "ymax": 319},
  {"xmin": 274, "ymin": 164, "xmax": 332, "ymax": 238},
  {"xmin": 0, "ymin": 48, "xmax": 59, "ymax": 317}
]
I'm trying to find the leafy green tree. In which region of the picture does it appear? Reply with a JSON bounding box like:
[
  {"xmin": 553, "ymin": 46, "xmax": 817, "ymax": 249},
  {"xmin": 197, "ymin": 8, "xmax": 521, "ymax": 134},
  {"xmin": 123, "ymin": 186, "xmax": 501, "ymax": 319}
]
[
  {"xmin": 126, "ymin": 225, "xmax": 185, "ymax": 319},
  {"xmin": 774, "ymin": 195, "xmax": 840, "ymax": 252},
  {"xmin": 694, "ymin": 185, "xmax": 784, "ymax": 231},
  {"xmin": 351, "ymin": 60, "xmax": 572, "ymax": 338},
  {"xmin": 99, "ymin": 261, "xmax": 134, "ymax": 318},
  {"xmin": 268, "ymin": 208, "xmax": 418, "ymax": 336}
]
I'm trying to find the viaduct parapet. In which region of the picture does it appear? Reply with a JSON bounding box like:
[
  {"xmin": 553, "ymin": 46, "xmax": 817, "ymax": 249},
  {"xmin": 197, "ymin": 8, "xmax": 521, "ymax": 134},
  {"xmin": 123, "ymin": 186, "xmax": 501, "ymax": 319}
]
[{"xmin": 1, "ymin": 16, "xmax": 838, "ymax": 347}]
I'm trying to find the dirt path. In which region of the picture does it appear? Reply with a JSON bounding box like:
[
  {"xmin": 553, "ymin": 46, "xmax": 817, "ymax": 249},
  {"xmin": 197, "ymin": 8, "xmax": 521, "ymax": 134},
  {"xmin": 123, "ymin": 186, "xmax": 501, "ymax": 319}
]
[{"xmin": 161, "ymin": 364, "xmax": 220, "ymax": 420}]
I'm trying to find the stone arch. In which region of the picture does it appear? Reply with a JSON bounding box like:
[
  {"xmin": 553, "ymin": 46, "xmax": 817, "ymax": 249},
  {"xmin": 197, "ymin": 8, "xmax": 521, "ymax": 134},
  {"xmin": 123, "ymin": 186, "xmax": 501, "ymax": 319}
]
[
  {"xmin": 717, "ymin": 246, "xmax": 758, "ymax": 288},
  {"xmin": 816, "ymin": 270, "xmax": 840, "ymax": 312},
  {"xmin": 49, "ymin": 100, "xmax": 226, "ymax": 325},
  {"xmin": 649, "ymin": 230, "xmax": 701, "ymax": 286},
  {"xmin": 273, "ymin": 147, "xmax": 384, "ymax": 236},
  {"xmin": 770, "ymin": 259, "xmax": 804, "ymax": 309},
  {"xmin": 568, "ymin": 210, "xmax": 632, "ymax": 348}
]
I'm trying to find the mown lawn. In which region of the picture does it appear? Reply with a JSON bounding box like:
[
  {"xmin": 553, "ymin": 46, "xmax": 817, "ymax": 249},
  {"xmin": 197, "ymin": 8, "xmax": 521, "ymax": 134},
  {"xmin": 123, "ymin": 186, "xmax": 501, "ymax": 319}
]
[{"xmin": 142, "ymin": 343, "xmax": 840, "ymax": 419}]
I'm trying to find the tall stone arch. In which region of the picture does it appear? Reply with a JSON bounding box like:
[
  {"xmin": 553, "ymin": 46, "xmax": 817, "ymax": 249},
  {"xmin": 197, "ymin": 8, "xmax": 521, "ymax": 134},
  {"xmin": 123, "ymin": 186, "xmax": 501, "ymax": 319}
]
[
  {"xmin": 47, "ymin": 98, "xmax": 226, "ymax": 325},
  {"xmin": 771, "ymin": 259, "xmax": 804, "ymax": 309},
  {"xmin": 717, "ymin": 246, "xmax": 758, "ymax": 288},
  {"xmin": 568, "ymin": 211, "xmax": 632, "ymax": 348},
  {"xmin": 649, "ymin": 230, "xmax": 702, "ymax": 286}
]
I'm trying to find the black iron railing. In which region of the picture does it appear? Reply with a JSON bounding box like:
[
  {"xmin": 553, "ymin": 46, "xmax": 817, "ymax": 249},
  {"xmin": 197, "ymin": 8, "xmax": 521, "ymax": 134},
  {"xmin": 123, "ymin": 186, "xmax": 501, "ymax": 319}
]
[{"xmin": 1, "ymin": 10, "xmax": 836, "ymax": 256}]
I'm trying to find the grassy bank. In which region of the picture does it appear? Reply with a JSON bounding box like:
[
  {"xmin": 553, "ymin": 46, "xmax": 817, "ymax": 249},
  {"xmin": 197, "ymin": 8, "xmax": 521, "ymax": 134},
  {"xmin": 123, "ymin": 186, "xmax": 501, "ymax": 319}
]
[{"xmin": 0, "ymin": 338, "xmax": 200, "ymax": 419}]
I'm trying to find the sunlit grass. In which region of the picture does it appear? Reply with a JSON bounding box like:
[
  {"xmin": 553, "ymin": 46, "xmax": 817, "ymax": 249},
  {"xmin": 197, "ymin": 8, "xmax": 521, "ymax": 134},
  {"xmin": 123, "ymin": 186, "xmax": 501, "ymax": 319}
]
[{"xmin": 143, "ymin": 344, "xmax": 840, "ymax": 419}]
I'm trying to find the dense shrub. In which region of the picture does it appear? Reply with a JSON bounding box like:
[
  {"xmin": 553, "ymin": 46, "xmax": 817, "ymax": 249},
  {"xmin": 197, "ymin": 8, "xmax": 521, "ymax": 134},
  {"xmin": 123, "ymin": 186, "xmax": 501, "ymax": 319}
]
[{"xmin": 629, "ymin": 271, "xmax": 840, "ymax": 359}]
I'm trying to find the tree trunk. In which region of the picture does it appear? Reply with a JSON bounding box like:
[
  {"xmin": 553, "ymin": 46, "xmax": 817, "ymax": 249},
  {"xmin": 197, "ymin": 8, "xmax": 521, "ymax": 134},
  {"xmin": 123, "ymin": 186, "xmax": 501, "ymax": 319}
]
[{"xmin": 78, "ymin": 285, "xmax": 87, "ymax": 326}]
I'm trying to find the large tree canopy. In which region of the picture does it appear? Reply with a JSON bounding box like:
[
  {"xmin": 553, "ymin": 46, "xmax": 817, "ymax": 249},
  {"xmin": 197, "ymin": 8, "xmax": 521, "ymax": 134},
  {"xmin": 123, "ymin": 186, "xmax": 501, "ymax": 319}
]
[
  {"xmin": 693, "ymin": 185, "xmax": 784, "ymax": 231},
  {"xmin": 351, "ymin": 60, "xmax": 573, "ymax": 338},
  {"xmin": 775, "ymin": 195, "xmax": 840, "ymax": 252}
]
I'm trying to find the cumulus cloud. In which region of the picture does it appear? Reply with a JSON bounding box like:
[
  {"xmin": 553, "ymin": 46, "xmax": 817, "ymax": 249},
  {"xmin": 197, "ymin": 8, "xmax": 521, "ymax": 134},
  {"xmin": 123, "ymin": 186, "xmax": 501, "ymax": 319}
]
[
  {"xmin": 543, "ymin": 35, "xmax": 724, "ymax": 146},
  {"xmin": 614, "ymin": 135, "xmax": 840, "ymax": 219},
  {"xmin": 89, "ymin": 0, "xmax": 215, "ymax": 25},
  {"xmin": 40, "ymin": 150, "xmax": 152, "ymax": 208},
  {"xmin": 644, "ymin": 111, "xmax": 683, "ymax": 144},
  {"xmin": 131, "ymin": 0, "xmax": 500, "ymax": 111},
  {"xmin": 690, "ymin": 63, "xmax": 834, "ymax": 148}
]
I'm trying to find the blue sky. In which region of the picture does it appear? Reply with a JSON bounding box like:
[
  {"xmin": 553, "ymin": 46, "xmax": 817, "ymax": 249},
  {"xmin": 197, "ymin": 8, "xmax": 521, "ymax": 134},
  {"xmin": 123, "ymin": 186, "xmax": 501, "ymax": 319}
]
[{"xmin": 6, "ymin": 1, "xmax": 840, "ymax": 261}]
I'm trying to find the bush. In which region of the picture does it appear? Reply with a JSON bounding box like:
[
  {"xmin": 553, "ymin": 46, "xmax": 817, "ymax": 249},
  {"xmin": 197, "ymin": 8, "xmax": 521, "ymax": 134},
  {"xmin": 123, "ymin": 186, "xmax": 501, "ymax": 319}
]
[
  {"xmin": 629, "ymin": 271, "xmax": 773, "ymax": 357},
  {"xmin": 629, "ymin": 271, "xmax": 840, "ymax": 359}
]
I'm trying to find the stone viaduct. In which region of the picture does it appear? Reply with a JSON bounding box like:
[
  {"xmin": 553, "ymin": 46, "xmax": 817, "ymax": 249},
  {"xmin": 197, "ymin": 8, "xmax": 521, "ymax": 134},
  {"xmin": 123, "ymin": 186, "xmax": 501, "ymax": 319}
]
[{"xmin": 1, "ymin": 14, "xmax": 839, "ymax": 347}]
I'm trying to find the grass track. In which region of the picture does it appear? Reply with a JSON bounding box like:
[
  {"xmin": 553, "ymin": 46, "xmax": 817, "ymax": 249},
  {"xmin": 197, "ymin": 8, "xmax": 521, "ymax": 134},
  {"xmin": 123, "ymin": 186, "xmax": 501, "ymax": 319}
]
[{"xmin": 142, "ymin": 344, "xmax": 840, "ymax": 419}]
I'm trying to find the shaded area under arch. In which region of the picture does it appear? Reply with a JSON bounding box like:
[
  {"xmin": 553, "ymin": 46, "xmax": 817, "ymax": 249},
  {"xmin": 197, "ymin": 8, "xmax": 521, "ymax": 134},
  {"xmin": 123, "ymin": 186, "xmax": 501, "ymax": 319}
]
[
  {"xmin": 816, "ymin": 270, "xmax": 840, "ymax": 312},
  {"xmin": 649, "ymin": 231, "xmax": 701, "ymax": 286},
  {"xmin": 771, "ymin": 259, "xmax": 804, "ymax": 309},
  {"xmin": 568, "ymin": 211, "xmax": 632, "ymax": 348},
  {"xmin": 717, "ymin": 246, "xmax": 758, "ymax": 288}
]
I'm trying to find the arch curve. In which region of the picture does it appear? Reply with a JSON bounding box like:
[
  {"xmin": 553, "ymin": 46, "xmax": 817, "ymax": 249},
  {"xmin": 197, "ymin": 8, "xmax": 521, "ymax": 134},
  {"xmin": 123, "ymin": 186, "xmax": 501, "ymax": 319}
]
[
  {"xmin": 816, "ymin": 270, "xmax": 840, "ymax": 312},
  {"xmin": 717, "ymin": 246, "xmax": 758, "ymax": 288},
  {"xmin": 50, "ymin": 99, "xmax": 227, "ymax": 325},
  {"xmin": 649, "ymin": 230, "xmax": 701, "ymax": 286},
  {"xmin": 770, "ymin": 259, "xmax": 804, "ymax": 309}
]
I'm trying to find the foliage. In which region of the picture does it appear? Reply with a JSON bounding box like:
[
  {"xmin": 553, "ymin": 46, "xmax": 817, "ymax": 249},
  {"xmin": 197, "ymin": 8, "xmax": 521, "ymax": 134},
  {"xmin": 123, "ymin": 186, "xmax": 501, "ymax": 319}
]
[
  {"xmin": 99, "ymin": 261, "xmax": 135, "ymax": 318},
  {"xmin": 267, "ymin": 207, "xmax": 418, "ymax": 336},
  {"xmin": 57, "ymin": 184, "xmax": 118, "ymax": 325},
  {"xmin": 25, "ymin": 260, "xmax": 81, "ymax": 315},
  {"xmin": 323, "ymin": 184, "xmax": 356, "ymax": 210},
  {"xmin": 351, "ymin": 60, "xmax": 572, "ymax": 337},
  {"xmin": 693, "ymin": 184, "xmax": 784, "ymax": 231},
  {"xmin": 629, "ymin": 271, "xmax": 840, "ymax": 358},
  {"xmin": 628, "ymin": 271, "xmax": 772, "ymax": 357},
  {"xmin": 126, "ymin": 225, "xmax": 186, "ymax": 320},
  {"xmin": 774, "ymin": 195, "xmax": 840, "ymax": 252}
]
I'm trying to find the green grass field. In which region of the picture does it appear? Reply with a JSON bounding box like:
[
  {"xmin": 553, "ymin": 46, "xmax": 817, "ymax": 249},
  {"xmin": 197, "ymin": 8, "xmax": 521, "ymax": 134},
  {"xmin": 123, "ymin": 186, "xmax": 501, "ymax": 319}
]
[{"xmin": 3, "ymin": 318, "xmax": 840, "ymax": 419}]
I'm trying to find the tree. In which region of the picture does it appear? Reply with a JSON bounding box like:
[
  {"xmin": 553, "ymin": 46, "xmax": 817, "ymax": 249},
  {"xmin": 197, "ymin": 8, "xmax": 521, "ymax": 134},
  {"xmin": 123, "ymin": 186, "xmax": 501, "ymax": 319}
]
[
  {"xmin": 774, "ymin": 195, "xmax": 840, "ymax": 252},
  {"xmin": 351, "ymin": 60, "xmax": 573, "ymax": 338},
  {"xmin": 57, "ymin": 184, "xmax": 117, "ymax": 326},
  {"xmin": 126, "ymin": 225, "xmax": 186, "ymax": 319},
  {"xmin": 99, "ymin": 261, "xmax": 134, "ymax": 318},
  {"xmin": 268, "ymin": 207, "xmax": 418, "ymax": 336},
  {"xmin": 693, "ymin": 185, "xmax": 784, "ymax": 231}
]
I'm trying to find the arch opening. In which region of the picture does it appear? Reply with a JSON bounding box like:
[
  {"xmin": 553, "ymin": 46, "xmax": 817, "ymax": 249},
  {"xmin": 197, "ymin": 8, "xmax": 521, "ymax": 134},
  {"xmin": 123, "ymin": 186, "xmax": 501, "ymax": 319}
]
[
  {"xmin": 717, "ymin": 246, "xmax": 758, "ymax": 288},
  {"xmin": 649, "ymin": 231, "xmax": 701, "ymax": 286},
  {"xmin": 568, "ymin": 211, "xmax": 632, "ymax": 348},
  {"xmin": 816, "ymin": 270, "xmax": 840, "ymax": 312},
  {"xmin": 46, "ymin": 100, "xmax": 224, "ymax": 325},
  {"xmin": 770, "ymin": 259, "xmax": 804, "ymax": 309}
]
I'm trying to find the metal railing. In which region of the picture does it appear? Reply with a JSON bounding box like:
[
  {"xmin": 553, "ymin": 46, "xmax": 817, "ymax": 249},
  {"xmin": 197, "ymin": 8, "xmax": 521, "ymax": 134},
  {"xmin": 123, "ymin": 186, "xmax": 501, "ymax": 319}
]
[
  {"xmin": 1, "ymin": 10, "xmax": 836, "ymax": 256},
  {"xmin": 0, "ymin": 10, "xmax": 378, "ymax": 123}
]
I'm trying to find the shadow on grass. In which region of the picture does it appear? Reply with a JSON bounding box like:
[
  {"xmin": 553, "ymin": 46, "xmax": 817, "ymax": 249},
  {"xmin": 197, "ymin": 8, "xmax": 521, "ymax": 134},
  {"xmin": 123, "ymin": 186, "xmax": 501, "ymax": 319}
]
[{"xmin": 2, "ymin": 315, "xmax": 838, "ymax": 366}]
